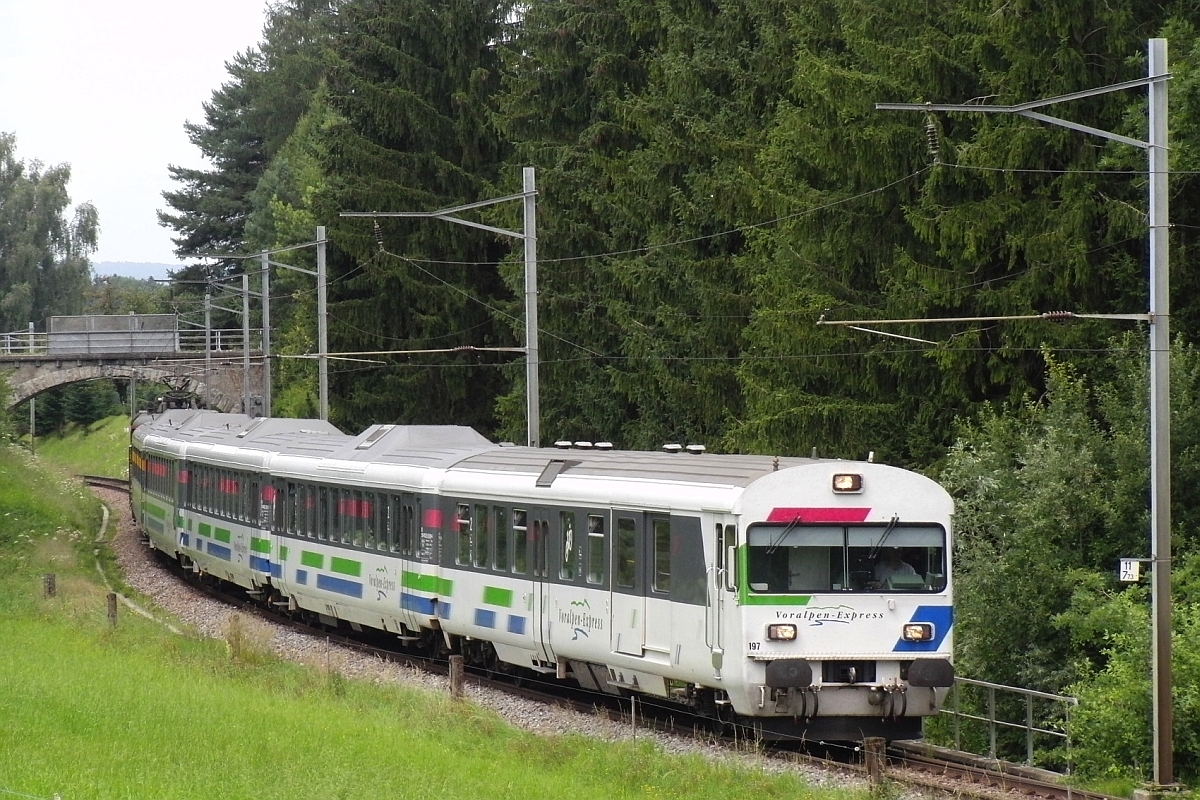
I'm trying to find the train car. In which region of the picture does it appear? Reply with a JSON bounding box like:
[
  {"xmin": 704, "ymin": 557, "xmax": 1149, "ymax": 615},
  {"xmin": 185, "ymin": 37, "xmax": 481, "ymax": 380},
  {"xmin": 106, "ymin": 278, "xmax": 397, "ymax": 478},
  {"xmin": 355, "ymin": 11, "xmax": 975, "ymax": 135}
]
[{"xmin": 131, "ymin": 412, "xmax": 954, "ymax": 741}]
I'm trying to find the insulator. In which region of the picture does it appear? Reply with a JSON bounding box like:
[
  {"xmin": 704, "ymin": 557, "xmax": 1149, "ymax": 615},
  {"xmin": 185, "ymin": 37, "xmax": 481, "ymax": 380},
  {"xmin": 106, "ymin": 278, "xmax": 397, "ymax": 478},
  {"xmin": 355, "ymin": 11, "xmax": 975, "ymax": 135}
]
[
  {"xmin": 924, "ymin": 113, "xmax": 940, "ymax": 165},
  {"xmin": 373, "ymin": 220, "xmax": 385, "ymax": 252}
]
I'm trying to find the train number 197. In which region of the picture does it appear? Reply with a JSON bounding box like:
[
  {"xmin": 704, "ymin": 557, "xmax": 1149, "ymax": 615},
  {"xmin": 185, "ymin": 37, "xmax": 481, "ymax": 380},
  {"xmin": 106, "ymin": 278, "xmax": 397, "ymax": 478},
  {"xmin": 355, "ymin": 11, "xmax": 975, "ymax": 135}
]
[{"xmin": 748, "ymin": 641, "xmax": 761, "ymax": 651}]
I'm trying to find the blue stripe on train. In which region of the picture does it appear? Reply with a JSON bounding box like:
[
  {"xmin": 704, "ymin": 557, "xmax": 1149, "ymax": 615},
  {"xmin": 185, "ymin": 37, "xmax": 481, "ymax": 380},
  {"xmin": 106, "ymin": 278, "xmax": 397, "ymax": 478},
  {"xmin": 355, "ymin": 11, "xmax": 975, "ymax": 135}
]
[
  {"xmin": 401, "ymin": 593, "xmax": 435, "ymax": 615},
  {"xmin": 316, "ymin": 574, "xmax": 363, "ymax": 599},
  {"xmin": 206, "ymin": 542, "xmax": 232, "ymax": 561},
  {"xmin": 893, "ymin": 606, "xmax": 954, "ymax": 652},
  {"xmin": 507, "ymin": 615, "xmax": 526, "ymax": 635},
  {"xmin": 250, "ymin": 555, "xmax": 271, "ymax": 573},
  {"xmin": 474, "ymin": 609, "xmax": 496, "ymax": 628}
]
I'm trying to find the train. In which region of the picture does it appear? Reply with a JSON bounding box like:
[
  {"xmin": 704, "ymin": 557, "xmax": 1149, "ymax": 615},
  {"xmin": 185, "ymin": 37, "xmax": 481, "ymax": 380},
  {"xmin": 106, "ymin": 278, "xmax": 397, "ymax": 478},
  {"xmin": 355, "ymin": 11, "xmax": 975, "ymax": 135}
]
[{"xmin": 129, "ymin": 409, "xmax": 954, "ymax": 741}]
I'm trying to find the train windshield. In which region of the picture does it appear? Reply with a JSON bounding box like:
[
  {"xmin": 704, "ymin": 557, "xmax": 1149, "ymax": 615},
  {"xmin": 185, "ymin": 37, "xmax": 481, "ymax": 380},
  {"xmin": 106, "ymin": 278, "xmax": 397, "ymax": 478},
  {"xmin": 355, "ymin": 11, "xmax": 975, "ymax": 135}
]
[{"xmin": 745, "ymin": 524, "xmax": 946, "ymax": 593}]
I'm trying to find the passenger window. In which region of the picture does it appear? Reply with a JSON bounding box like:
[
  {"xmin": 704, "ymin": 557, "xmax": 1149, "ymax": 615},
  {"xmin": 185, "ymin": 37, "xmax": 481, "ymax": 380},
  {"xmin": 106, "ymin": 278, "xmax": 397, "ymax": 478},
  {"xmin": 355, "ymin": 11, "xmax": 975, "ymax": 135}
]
[
  {"xmin": 587, "ymin": 515, "xmax": 606, "ymax": 584},
  {"xmin": 616, "ymin": 517, "xmax": 636, "ymax": 588},
  {"xmin": 474, "ymin": 504, "xmax": 490, "ymax": 568},
  {"xmin": 652, "ymin": 518, "xmax": 670, "ymax": 593},
  {"xmin": 456, "ymin": 504, "xmax": 472, "ymax": 565},
  {"xmin": 560, "ymin": 512, "xmax": 577, "ymax": 580},
  {"xmin": 318, "ymin": 487, "xmax": 329, "ymax": 541},
  {"xmin": 494, "ymin": 507, "xmax": 509, "ymax": 571},
  {"xmin": 364, "ymin": 491, "xmax": 377, "ymax": 549},
  {"xmin": 287, "ymin": 483, "xmax": 298, "ymax": 534},
  {"xmin": 512, "ymin": 510, "xmax": 527, "ymax": 574}
]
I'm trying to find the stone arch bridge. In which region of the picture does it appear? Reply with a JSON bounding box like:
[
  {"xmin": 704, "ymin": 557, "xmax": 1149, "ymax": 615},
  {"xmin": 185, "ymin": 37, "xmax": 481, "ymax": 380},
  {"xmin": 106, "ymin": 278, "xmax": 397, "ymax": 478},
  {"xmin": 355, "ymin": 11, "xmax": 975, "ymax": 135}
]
[
  {"xmin": 3, "ymin": 314, "xmax": 263, "ymax": 413},
  {"xmin": 1, "ymin": 354, "xmax": 261, "ymax": 413}
]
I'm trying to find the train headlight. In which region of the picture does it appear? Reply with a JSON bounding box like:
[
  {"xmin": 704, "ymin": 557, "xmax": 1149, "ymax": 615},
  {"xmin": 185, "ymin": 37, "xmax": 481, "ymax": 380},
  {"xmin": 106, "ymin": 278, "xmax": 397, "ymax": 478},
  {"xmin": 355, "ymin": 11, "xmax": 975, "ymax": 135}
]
[
  {"xmin": 902, "ymin": 623, "xmax": 933, "ymax": 642},
  {"xmin": 767, "ymin": 624, "xmax": 797, "ymax": 641},
  {"xmin": 832, "ymin": 473, "xmax": 862, "ymax": 493}
]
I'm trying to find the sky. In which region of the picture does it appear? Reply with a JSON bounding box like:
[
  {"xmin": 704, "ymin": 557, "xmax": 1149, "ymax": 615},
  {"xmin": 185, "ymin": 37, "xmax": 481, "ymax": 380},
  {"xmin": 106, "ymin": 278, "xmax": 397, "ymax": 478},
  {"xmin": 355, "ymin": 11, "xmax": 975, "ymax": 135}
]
[{"xmin": 0, "ymin": 0, "xmax": 271, "ymax": 277}]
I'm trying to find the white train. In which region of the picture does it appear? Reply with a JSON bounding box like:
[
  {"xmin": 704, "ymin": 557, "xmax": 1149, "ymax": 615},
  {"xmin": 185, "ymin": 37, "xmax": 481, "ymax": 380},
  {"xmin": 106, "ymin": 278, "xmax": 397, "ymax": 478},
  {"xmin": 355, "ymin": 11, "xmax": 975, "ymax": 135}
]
[{"xmin": 130, "ymin": 410, "xmax": 954, "ymax": 741}]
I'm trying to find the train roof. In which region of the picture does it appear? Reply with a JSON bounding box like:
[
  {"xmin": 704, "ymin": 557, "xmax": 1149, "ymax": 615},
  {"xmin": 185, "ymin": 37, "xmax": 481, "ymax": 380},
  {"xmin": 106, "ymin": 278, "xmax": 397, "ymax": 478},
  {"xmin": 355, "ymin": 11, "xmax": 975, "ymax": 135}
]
[
  {"xmin": 449, "ymin": 447, "xmax": 816, "ymax": 489},
  {"xmin": 135, "ymin": 412, "xmax": 841, "ymax": 489},
  {"xmin": 135, "ymin": 410, "xmax": 348, "ymax": 456}
]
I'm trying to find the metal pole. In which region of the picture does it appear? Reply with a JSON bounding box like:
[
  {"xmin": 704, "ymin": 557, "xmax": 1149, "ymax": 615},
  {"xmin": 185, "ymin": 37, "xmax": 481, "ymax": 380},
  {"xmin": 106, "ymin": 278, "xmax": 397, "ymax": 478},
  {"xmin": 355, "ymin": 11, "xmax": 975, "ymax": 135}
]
[
  {"xmin": 204, "ymin": 291, "xmax": 212, "ymax": 409},
  {"xmin": 988, "ymin": 686, "xmax": 997, "ymax": 760},
  {"xmin": 1026, "ymin": 695, "xmax": 1035, "ymax": 766},
  {"xmin": 1147, "ymin": 37, "xmax": 1173, "ymax": 788},
  {"xmin": 875, "ymin": 43, "xmax": 1174, "ymax": 782},
  {"xmin": 317, "ymin": 225, "xmax": 329, "ymax": 421},
  {"xmin": 130, "ymin": 373, "xmax": 137, "ymax": 418},
  {"xmin": 242, "ymin": 270, "xmax": 251, "ymax": 415},
  {"xmin": 523, "ymin": 167, "xmax": 540, "ymax": 448},
  {"xmin": 29, "ymin": 395, "xmax": 35, "ymax": 454},
  {"xmin": 261, "ymin": 251, "xmax": 272, "ymax": 417}
]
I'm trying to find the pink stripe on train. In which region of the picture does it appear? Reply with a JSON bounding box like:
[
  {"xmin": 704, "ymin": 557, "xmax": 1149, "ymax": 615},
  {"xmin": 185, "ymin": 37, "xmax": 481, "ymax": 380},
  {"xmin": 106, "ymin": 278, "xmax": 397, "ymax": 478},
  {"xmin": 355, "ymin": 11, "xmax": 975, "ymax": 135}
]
[{"xmin": 766, "ymin": 507, "xmax": 871, "ymax": 523}]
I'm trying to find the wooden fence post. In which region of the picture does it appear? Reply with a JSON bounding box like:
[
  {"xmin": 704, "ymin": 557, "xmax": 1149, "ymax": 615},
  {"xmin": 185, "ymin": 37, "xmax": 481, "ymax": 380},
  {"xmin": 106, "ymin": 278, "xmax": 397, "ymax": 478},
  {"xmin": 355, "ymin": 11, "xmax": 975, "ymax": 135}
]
[
  {"xmin": 107, "ymin": 592, "xmax": 118, "ymax": 627},
  {"xmin": 449, "ymin": 655, "xmax": 465, "ymax": 699},
  {"xmin": 864, "ymin": 737, "xmax": 887, "ymax": 790},
  {"xmin": 44, "ymin": 573, "xmax": 56, "ymax": 598}
]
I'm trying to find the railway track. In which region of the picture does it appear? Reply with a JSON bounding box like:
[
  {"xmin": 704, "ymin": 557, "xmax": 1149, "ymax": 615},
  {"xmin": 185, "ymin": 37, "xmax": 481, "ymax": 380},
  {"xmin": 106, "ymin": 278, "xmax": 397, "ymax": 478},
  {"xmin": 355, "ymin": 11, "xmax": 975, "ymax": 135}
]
[
  {"xmin": 85, "ymin": 474, "xmax": 1122, "ymax": 800},
  {"xmin": 887, "ymin": 742, "xmax": 1121, "ymax": 800},
  {"xmin": 81, "ymin": 474, "xmax": 131, "ymax": 493}
]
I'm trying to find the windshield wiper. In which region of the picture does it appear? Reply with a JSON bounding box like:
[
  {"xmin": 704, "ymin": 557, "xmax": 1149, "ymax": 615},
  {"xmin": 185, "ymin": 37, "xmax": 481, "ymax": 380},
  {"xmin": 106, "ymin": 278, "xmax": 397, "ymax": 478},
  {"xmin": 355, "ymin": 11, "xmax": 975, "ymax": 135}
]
[
  {"xmin": 867, "ymin": 514, "xmax": 901, "ymax": 563},
  {"xmin": 765, "ymin": 513, "xmax": 803, "ymax": 555}
]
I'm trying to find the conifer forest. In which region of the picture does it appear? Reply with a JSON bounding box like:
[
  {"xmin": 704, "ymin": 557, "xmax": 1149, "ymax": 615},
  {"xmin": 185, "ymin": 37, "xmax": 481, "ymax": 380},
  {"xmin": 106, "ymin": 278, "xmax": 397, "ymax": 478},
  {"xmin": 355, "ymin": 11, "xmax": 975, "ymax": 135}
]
[{"xmin": 14, "ymin": 0, "xmax": 1200, "ymax": 783}]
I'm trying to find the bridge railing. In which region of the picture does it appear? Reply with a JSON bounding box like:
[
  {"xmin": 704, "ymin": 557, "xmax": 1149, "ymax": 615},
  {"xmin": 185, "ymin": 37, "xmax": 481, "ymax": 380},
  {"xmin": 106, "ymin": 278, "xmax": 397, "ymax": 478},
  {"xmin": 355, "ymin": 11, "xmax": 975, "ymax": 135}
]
[
  {"xmin": 2, "ymin": 330, "xmax": 48, "ymax": 355},
  {"xmin": 177, "ymin": 328, "xmax": 263, "ymax": 352},
  {"xmin": 1, "ymin": 327, "xmax": 262, "ymax": 357}
]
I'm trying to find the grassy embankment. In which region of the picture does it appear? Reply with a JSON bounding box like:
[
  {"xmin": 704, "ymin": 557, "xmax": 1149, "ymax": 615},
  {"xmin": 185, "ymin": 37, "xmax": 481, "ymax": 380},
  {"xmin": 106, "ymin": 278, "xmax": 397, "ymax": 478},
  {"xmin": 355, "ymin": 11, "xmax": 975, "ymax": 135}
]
[
  {"xmin": 32, "ymin": 414, "xmax": 131, "ymax": 478},
  {"xmin": 0, "ymin": 420, "xmax": 866, "ymax": 800}
]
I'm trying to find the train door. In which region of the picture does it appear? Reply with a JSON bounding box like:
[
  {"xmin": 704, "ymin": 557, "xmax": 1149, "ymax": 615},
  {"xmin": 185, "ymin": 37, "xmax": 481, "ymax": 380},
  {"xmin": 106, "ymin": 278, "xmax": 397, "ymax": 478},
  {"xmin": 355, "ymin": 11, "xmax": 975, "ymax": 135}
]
[
  {"xmin": 610, "ymin": 510, "xmax": 645, "ymax": 656},
  {"xmin": 706, "ymin": 518, "xmax": 736, "ymax": 677},
  {"xmin": 644, "ymin": 514, "xmax": 673, "ymax": 655},
  {"xmin": 393, "ymin": 492, "xmax": 425, "ymax": 634},
  {"xmin": 530, "ymin": 507, "xmax": 557, "ymax": 664}
]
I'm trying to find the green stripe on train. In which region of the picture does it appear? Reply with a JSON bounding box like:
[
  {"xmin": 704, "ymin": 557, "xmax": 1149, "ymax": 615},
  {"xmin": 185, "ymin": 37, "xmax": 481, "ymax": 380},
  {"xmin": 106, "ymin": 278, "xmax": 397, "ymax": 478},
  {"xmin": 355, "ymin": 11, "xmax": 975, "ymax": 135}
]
[
  {"xmin": 482, "ymin": 586, "xmax": 513, "ymax": 607},
  {"xmin": 731, "ymin": 544, "xmax": 811, "ymax": 605},
  {"xmin": 301, "ymin": 551, "xmax": 323, "ymax": 569},
  {"xmin": 331, "ymin": 557, "xmax": 361, "ymax": 577},
  {"xmin": 144, "ymin": 502, "xmax": 166, "ymax": 520},
  {"xmin": 250, "ymin": 537, "xmax": 271, "ymax": 554},
  {"xmin": 402, "ymin": 571, "xmax": 453, "ymax": 596},
  {"xmin": 279, "ymin": 546, "xmax": 289, "ymax": 562},
  {"xmin": 214, "ymin": 528, "xmax": 231, "ymax": 544},
  {"xmin": 199, "ymin": 523, "xmax": 212, "ymax": 537},
  {"xmin": 741, "ymin": 594, "xmax": 812, "ymax": 606}
]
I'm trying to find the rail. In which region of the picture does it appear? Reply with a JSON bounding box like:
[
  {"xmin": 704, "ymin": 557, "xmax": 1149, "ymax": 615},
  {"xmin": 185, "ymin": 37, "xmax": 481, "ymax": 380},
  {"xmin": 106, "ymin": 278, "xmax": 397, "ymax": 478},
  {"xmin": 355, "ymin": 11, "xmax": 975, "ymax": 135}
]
[{"xmin": 942, "ymin": 676, "xmax": 1077, "ymax": 768}]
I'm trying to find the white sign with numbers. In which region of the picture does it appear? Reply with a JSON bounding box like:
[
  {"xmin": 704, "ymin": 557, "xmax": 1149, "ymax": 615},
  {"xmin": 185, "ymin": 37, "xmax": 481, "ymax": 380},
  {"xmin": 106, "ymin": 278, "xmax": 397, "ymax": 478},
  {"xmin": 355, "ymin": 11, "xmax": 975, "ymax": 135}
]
[{"xmin": 1119, "ymin": 559, "xmax": 1141, "ymax": 582}]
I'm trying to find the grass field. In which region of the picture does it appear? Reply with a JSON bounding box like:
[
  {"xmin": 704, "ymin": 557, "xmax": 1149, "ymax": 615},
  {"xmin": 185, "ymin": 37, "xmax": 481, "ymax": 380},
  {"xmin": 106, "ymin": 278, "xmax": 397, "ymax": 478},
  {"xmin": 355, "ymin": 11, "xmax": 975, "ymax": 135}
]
[
  {"xmin": 32, "ymin": 414, "xmax": 130, "ymax": 478},
  {"xmin": 0, "ymin": 435, "xmax": 867, "ymax": 800}
]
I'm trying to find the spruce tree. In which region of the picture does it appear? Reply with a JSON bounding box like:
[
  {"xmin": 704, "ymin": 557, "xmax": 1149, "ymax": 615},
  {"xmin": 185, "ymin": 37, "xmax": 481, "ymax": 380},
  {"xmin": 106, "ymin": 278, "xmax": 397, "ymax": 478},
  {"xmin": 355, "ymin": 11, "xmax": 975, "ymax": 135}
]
[
  {"xmin": 316, "ymin": 0, "xmax": 515, "ymax": 433},
  {"xmin": 499, "ymin": 0, "xmax": 794, "ymax": 450}
]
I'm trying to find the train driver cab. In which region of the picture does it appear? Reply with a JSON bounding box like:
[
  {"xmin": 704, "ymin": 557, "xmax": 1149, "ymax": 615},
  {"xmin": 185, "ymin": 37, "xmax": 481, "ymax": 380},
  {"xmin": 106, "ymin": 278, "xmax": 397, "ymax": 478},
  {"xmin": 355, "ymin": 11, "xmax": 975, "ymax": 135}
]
[{"xmin": 745, "ymin": 522, "xmax": 947, "ymax": 593}]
